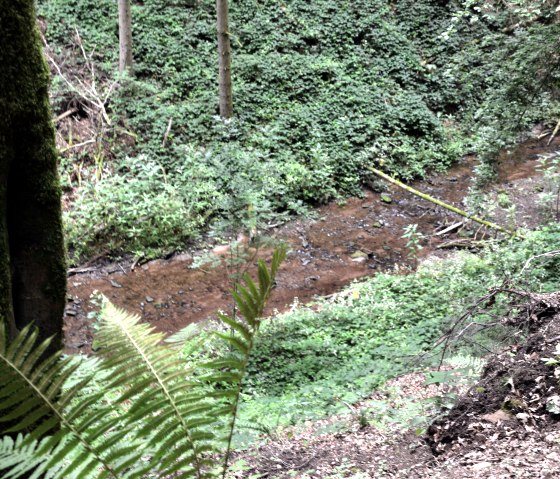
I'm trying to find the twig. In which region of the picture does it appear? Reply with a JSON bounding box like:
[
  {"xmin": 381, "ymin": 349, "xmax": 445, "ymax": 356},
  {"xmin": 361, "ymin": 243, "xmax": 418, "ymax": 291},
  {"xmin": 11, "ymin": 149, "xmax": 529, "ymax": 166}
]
[
  {"xmin": 436, "ymin": 239, "xmax": 489, "ymax": 250},
  {"xmin": 435, "ymin": 221, "xmax": 464, "ymax": 236},
  {"xmin": 59, "ymin": 138, "xmax": 96, "ymax": 153},
  {"xmin": 519, "ymin": 250, "xmax": 560, "ymax": 276},
  {"xmin": 54, "ymin": 108, "xmax": 78, "ymax": 123},
  {"xmin": 548, "ymin": 119, "xmax": 560, "ymax": 145},
  {"xmin": 41, "ymin": 29, "xmax": 116, "ymax": 127}
]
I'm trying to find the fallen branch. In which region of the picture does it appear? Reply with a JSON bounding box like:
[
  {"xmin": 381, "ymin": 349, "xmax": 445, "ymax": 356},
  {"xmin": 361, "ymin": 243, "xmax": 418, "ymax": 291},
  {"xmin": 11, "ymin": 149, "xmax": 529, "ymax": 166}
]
[
  {"xmin": 162, "ymin": 117, "xmax": 173, "ymax": 147},
  {"xmin": 59, "ymin": 138, "xmax": 96, "ymax": 153},
  {"xmin": 436, "ymin": 239, "xmax": 488, "ymax": 250},
  {"xmin": 548, "ymin": 119, "xmax": 560, "ymax": 145},
  {"xmin": 368, "ymin": 166, "xmax": 517, "ymax": 237},
  {"xmin": 435, "ymin": 221, "xmax": 464, "ymax": 236},
  {"xmin": 519, "ymin": 250, "xmax": 560, "ymax": 276},
  {"xmin": 54, "ymin": 108, "xmax": 78, "ymax": 123}
]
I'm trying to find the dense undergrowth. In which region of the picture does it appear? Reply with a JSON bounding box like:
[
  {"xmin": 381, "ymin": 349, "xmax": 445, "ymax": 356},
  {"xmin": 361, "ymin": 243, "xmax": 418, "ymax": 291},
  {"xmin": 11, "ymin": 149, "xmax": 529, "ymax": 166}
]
[
  {"xmin": 208, "ymin": 225, "xmax": 560, "ymax": 442},
  {"xmin": 38, "ymin": 0, "xmax": 560, "ymax": 262}
]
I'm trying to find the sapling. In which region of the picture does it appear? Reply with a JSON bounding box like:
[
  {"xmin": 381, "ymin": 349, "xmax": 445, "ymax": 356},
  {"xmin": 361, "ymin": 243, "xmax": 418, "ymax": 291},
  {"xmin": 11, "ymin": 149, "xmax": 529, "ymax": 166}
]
[{"xmin": 402, "ymin": 223, "xmax": 425, "ymax": 268}]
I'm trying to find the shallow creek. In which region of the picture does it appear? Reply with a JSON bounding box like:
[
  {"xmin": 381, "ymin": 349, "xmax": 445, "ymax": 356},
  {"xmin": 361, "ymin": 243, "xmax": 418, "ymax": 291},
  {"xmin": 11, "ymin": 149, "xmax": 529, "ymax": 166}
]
[{"xmin": 63, "ymin": 136, "xmax": 558, "ymax": 353}]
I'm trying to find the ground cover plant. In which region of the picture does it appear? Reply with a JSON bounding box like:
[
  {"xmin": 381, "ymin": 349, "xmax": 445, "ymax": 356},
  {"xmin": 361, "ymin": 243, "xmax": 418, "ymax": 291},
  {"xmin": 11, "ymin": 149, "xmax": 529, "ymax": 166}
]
[
  {"xmin": 221, "ymin": 225, "xmax": 560, "ymax": 441},
  {"xmin": 37, "ymin": 0, "xmax": 560, "ymax": 262}
]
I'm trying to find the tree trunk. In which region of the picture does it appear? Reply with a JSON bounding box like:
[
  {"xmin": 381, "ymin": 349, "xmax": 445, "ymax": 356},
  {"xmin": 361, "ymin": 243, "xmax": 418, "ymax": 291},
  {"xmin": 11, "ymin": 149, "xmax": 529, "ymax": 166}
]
[
  {"xmin": 0, "ymin": 0, "xmax": 67, "ymax": 355},
  {"xmin": 118, "ymin": 0, "xmax": 133, "ymax": 74},
  {"xmin": 217, "ymin": 0, "xmax": 233, "ymax": 118}
]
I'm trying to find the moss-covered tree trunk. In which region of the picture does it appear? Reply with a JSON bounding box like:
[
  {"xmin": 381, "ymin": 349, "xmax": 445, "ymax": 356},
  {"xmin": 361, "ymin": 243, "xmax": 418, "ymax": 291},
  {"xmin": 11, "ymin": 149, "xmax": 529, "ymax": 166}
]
[{"xmin": 0, "ymin": 0, "xmax": 67, "ymax": 355}]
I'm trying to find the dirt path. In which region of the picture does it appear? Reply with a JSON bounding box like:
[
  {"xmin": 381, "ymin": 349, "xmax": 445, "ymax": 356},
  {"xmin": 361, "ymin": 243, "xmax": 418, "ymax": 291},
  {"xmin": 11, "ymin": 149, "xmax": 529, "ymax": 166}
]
[{"xmin": 63, "ymin": 137, "xmax": 556, "ymax": 353}]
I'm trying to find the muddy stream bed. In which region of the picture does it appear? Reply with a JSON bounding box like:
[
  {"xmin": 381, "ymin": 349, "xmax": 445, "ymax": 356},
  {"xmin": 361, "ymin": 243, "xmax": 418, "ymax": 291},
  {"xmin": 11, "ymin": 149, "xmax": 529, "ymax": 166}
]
[{"xmin": 63, "ymin": 137, "xmax": 559, "ymax": 353}]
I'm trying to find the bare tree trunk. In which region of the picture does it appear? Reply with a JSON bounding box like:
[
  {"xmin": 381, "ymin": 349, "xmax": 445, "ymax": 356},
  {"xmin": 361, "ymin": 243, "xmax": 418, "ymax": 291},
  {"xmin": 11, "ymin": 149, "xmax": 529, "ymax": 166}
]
[
  {"xmin": 217, "ymin": 0, "xmax": 233, "ymax": 118},
  {"xmin": 118, "ymin": 0, "xmax": 133, "ymax": 74},
  {"xmin": 0, "ymin": 0, "xmax": 67, "ymax": 355}
]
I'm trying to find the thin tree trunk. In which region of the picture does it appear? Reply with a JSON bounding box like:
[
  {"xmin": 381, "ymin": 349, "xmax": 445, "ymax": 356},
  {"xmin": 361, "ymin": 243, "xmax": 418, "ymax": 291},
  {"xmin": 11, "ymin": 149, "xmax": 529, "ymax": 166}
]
[
  {"xmin": 0, "ymin": 0, "xmax": 67, "ymax": 355},
  {"xmin": 118, "ymin": 0, "xmax": 133, "ymax": 74},
  {"xmin": 217, "ymin": 0, "xmax": 233, "ymax": 118}
]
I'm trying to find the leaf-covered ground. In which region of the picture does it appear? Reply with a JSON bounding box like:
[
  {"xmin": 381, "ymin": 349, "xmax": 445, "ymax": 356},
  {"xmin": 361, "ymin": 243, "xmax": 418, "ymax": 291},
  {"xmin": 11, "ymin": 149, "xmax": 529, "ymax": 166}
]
[{"xmin": 229, "ymin": 294, "xmax": 560, "ymax": 478}]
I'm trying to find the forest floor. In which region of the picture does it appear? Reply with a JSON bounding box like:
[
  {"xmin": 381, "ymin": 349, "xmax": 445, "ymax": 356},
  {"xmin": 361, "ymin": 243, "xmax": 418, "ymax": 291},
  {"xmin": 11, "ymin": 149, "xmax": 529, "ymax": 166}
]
[
  {"xmin": 62, "ymin": 134, "xmax": 560, "ymax": 477},
  {"xmin": 229, "ymin": 292, "xmax": 560, "ymax": 479},
  {"xmin": 63, "ymin": 135, "xmax": 557, "ymax": 353}
]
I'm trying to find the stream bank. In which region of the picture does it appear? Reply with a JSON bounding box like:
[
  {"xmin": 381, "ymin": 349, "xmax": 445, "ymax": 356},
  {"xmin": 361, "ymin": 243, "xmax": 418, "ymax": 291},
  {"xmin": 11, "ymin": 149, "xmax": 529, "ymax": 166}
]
[{"xmin": 63, "ymin": 136, "xmax": 559, "ymax": 353}]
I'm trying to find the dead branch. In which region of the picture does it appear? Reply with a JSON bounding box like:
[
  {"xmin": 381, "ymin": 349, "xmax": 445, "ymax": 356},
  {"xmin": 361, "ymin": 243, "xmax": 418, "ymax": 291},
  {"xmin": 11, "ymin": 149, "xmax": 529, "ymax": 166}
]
[
  {"xmin": 368, "ymin": 166, "xmax": 517, "ymax": 237},
  {"xmin": 54, "ymin": 108, "xmax": 78, "ymax": 123},
  {"xmin": 162, "ymin": 117, "xmax": 173, "ymax": 147},
  {"xmin": 436, "ymin": 239, "xmax": 489, "ymax": 250},
  {"xmin": 40, "ymin": 29, "xmax": 117, "ymax": 126},
  {"xmin": 548, "ymin": 119, "xmax": 560, "ymax": 145},
  {"xmin": 519, "ymin": 250, "xmax": 560, "ymax": 276},
  {"xmin": 59, "ymin": 138, "xmax": 96, "ymax": 153},
  {"xmin": 435, "ymin": 221, "xmax": 464, "ymax": 236}
]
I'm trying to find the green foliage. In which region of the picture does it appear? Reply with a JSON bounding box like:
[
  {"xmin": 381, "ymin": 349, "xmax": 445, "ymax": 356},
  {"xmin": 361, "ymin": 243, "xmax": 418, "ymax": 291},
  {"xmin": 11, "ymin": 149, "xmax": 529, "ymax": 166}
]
[
  {"xmin": 37, "ymin": 0, "xmax": 560, "ymax": 259},
  {"xmin": 401, "ymin": 223, "xmax": 425, "ymax": 265},
  {"xmin": 228, "ymin": 226, "xmax": 560, "ymax": 432},
  {"xmin": 37, "ymin": 0, "xmax": 505, "ymax": 260},
  {"xmin": 536, "ymin": 150, "xmax": 560, "ymax": 219},
  {"xmin": 0, "ymin": 249, "xmax": 285, "ymax": 478}
]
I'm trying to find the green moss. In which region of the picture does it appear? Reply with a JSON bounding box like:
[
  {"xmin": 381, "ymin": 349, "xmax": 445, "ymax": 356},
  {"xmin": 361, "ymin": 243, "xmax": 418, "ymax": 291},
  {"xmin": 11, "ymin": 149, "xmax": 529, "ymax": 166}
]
[{"xmin": 0, "ymin": 0, "xmax": 66, "ymax": 350}]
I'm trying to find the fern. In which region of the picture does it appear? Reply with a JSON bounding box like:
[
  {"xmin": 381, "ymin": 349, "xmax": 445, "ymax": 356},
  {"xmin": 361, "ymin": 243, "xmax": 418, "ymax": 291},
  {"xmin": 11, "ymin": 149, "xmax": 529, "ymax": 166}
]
[
  {"xmin": 0, "ymin": 434, "xmax": 46, "ymax": 478},
  {"xmin": 0, "ymin": 247, "xmax": 285, "ymax": 479},
  {"xmin": 201, "ymin": 247, "xmax": 286, "ymax": 478}
]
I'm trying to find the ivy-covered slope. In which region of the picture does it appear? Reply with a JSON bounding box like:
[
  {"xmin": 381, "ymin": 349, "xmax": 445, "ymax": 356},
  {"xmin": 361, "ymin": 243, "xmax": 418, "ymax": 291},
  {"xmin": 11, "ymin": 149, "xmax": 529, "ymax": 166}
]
[{"xmin": 38, "ymin": 0, "xmax": 560, "ymax": 260}]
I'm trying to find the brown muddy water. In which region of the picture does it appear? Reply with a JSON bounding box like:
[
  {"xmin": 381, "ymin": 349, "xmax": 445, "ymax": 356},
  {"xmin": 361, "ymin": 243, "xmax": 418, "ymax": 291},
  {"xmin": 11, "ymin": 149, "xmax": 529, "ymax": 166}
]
[{"xmin": 63, "ymin": 136, "xmax": 560, "ymax": 353}]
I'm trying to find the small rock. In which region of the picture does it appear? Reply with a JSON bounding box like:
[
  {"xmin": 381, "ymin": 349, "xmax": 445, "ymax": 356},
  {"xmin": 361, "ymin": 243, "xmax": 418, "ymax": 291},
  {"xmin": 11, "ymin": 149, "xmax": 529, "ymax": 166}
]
[
  {"xmin": 481, "ymin": 410, "xmax": 512, "ymax": 424},
  {"xmin": 173, "ymin": 253, "xmax": 193, "ymax": 262},
  {"xmin": 301, "ymin": 258, "xmax": 311, "ymax": 266},
  {"xmin": 110, "ymin": 280, "xmax": 123, "ymax": 288},
  {"xmin": 373, "ymin": 221, "xmax": 383, "ymax": 228},
  {"xmin": 471, "ymin": 462, "xmax": 493, "ymax": 471},
  {"xmin": 145, "ymin": 296, "xmax": 154, "ymax": 303},
  {"xmin": 351, "ymin": 256, "xmax": 367, "ymax": 263},
  {"xmin": 65, "ymin": 308, "xmax": 77, "ymax": 316},
  {"xmin": 516, "ymin": 413, "xmax": 530, "ymax": 422},
  {"xmin": 350, "ymin": 250, "xmax": 368, "ymax": 259},
  {"xmin": 380, "ymin": 193, "xmax": 392, "ymax": 204}
]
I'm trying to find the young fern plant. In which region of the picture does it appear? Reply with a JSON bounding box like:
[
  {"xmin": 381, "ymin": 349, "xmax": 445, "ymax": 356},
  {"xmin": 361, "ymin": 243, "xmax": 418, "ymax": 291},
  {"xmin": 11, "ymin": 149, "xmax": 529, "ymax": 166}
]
[{"xmin": 0, "ymin": 247, "xmax": 286, "ymax": 479}]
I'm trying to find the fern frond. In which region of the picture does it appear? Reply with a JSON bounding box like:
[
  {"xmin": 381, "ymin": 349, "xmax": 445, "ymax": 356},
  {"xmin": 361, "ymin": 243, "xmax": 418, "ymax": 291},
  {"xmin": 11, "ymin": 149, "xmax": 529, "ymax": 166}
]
[
  {"xmin": 0, "ymin": 323, "xmax": 140, "ymax": 479},
  {"xmin": 209, "ymin": 246, "xmax": 286, "ymax": 479},
  {"xmin": 94, "ymin": 300, "xmax": 221, "ymax": 479},
  {"xmin": 0, "ymin": 434, "xmax": 45, "ymax": 479},
  {"xmin": 0, "ymin": 247, "xmax": 286, "ymax": 479}
]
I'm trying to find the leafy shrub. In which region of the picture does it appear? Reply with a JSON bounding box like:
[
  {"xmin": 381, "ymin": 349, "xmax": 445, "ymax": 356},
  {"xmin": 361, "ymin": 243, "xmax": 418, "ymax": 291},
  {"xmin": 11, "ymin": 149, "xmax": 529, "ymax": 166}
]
[
  {"xmin": 233, "ymin": 226, "xmax": 560, "ymax": 428},
  {"xmin": 38, "ymin": 0, "xmax": 480, "ymax": 258},
  {"xmin": 39, "ymin": 0, "xmax": 560, "ymax": 259}
]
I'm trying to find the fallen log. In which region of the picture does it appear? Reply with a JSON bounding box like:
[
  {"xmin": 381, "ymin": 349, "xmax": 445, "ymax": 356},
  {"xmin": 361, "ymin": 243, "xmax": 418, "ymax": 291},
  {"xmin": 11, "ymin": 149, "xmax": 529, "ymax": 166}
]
[{"xmin": 368, "ymin": 166, "xmax": 517, "ymax": 237}]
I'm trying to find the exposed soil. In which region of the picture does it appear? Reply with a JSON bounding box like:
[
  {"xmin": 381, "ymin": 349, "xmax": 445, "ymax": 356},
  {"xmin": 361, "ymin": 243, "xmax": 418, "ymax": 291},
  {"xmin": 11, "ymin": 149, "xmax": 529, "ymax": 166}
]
[
  {"xmin": 427, "ymin": 291, "xmax": 560, "ymax": 455},
  {"xmin": 63, "ymin": 136, "xmax": 560, "ymax": 353}
]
